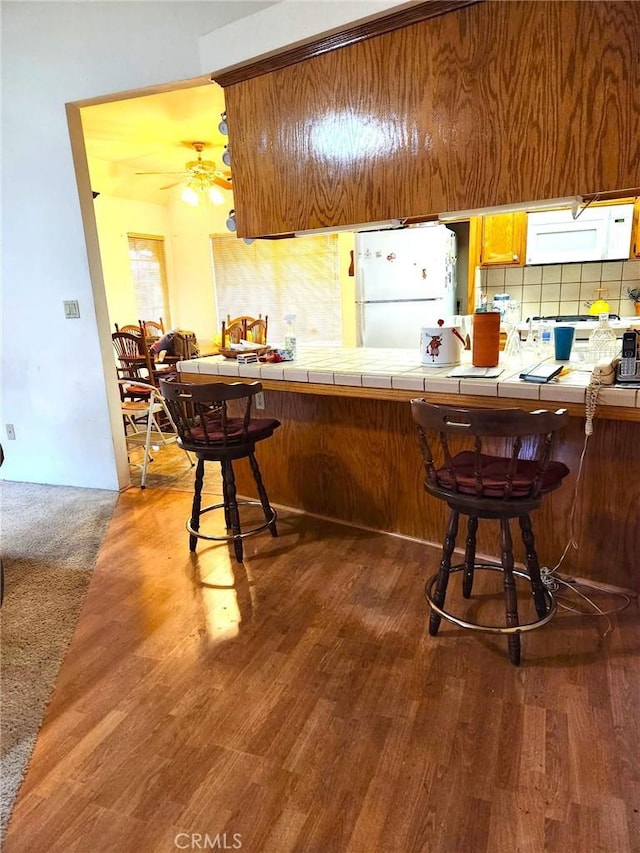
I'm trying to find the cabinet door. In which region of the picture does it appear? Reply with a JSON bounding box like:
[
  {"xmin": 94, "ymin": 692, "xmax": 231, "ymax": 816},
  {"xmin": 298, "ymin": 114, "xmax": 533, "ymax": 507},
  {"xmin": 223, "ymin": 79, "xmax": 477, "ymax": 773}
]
[
  {"xmin": 632, "ymin": 198, "xmax": 640, "ymax": 258},
  {"xmin": 219, "ymin": 4, "xmax": 639, "ymax": 238},
  {"xmin": 480, "ymin": 213, "xmax": 526, "ymax": 266}
]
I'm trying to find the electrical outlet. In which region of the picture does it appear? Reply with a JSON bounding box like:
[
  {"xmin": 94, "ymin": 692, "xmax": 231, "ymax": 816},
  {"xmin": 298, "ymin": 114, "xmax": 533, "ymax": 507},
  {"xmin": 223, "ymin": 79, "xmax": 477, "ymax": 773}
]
[
  {"xmin": 63, "ymin": 300, "xmax": 80, "ymax": 319},
  {"xmin": 6, "ymin": 423, "xmax": 16, "ymax": 440},
  {"xmin": 255, "ymin": 392, "xmax": 265, "ymax": 410}
]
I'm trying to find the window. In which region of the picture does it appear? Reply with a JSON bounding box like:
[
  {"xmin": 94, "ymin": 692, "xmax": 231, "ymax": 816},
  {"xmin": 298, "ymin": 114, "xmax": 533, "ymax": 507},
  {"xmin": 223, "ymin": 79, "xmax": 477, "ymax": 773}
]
[
  {"xmin": 127, "ymin": 234, "xmax": 170, "ymax": 325},
  {"xmin": 210, "ymin": 234, "xmax": 342, "ymax": 345}
]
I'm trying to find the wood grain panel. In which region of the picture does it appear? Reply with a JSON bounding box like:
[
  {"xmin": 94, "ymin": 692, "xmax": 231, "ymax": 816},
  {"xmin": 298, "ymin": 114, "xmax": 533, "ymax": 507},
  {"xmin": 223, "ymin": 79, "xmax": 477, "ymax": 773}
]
[
  {"xmin": 7, "ymin": 487, "xmax": 640, "ymax": 851},
  {"xmin": 214, "ymin": 1, "xmax": 481, "ymax": 87},
  {"xmin": 224, "ymin": 388, "xmax": 640, "ymax": 592},
  {"xmin": 179, "ymin": 372, "xmax": 640, "ymax": 423},
  {"xmin": 224, "ymin": 1, "xmax": 640, "ymax": 237}
]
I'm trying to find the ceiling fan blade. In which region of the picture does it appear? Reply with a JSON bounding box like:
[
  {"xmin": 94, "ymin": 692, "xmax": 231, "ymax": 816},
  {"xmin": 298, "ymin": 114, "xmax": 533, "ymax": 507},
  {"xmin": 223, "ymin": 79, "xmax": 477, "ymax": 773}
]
[
  {"xmin": 134, "ymin": 171, "xmax": 188, "ymax": 176},
  {"xmin": 212, "ymin": 175, "xmax": 233, "ymax": 191}
]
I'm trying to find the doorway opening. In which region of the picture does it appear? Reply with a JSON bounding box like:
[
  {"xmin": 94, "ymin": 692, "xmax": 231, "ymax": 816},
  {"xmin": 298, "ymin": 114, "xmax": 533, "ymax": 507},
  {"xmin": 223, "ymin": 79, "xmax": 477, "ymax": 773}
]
[{"xmin": 67, "ymin": 74, "xmax": 228, "ymax": 490}]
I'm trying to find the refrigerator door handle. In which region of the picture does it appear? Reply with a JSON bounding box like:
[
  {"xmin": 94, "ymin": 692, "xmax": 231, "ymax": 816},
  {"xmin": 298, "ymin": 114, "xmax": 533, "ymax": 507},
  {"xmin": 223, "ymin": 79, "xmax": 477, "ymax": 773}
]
[
  {"xmin": 358, "ymin": 298, "xmax": 441, "ymax": 304},
  {"xmin": 357, "ymin": 302, "xmax": 365, "ymax": 347}
]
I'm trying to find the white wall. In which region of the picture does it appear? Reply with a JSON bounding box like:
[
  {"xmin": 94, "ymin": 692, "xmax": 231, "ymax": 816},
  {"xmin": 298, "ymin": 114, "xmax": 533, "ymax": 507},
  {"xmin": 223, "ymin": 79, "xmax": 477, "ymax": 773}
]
[
  {"xmin": 1, "ymin": 0, "xmax": 405, "ymax": 489},
  {"xmin": 199, "ymin": 0, "xmax": 413, "ymax": 73},
  {"xmin": 95, "ymin": 191, "xmax": 229, "ymax": 348},
  {"xmin": 95, "ymin": 196, "xmax": 170, "ymax": 329},
  {"xmin": 165, "ymin": 196, "xmax": 229, "ymax": 347},
  {"xmin": 0, "ymin": 1, "xmax": 272, "ymax": 488}
]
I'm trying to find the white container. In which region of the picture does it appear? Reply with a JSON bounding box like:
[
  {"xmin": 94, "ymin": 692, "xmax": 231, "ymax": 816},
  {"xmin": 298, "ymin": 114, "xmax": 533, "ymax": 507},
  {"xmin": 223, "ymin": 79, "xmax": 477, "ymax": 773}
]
[
  {"xmin": 420, "ymin": 322, "xmax": 465, "ymax": 367},
  {"xmin": 538, "ymin": 321, "xmax": 553, "ymax": 356},
  {"xmin": 492, "ymin": 293, "xmax": 510, "ymax": 319}
]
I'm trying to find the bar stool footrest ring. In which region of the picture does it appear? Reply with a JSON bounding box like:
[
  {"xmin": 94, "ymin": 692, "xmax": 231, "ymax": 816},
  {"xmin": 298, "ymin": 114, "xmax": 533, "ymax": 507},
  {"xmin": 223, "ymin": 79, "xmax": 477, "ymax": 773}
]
[
  {"xmin": 187, "ymin": 499, "xmax": 277, "ymax": 543},
  {"xmin": 425, "ymin": 562, "xmax": 556, "ymax": 635}
]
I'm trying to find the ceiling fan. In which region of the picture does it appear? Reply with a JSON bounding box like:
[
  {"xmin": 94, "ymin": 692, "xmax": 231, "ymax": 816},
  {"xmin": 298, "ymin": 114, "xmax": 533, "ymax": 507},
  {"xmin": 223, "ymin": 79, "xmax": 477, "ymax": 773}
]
[{"xmin": 135, "ymin": 141, "xmax": 232, "ymax": 205}]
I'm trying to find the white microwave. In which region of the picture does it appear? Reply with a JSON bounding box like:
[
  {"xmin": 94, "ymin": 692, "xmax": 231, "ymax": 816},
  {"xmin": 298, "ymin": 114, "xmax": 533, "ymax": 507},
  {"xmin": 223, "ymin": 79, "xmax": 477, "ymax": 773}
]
[{"xmin": 526, "ymin": 202, "xmax": 634, "ymax": 265}]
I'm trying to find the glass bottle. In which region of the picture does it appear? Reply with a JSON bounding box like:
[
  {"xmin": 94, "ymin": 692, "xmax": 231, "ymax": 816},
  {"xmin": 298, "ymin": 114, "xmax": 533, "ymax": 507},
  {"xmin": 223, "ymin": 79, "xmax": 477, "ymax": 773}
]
[
  {"xmin": 503, "ymin": 301, "xmax": 522, "ymax": 365},
  {"xmin": 284, "ymin": 313, "xmax": 297, "ymax": 359},
  {"xmin": 588, "ymin": 313, "xmax": 618, "ymax": 362}
]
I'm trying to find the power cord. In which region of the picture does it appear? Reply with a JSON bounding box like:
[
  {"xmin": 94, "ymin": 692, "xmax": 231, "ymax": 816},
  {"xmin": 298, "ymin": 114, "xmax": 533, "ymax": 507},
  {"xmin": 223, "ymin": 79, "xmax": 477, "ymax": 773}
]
[
  {"xmin": 584, "ymin": 377, "xmax": 600, "ymax": 436},
  {"xmin": 571, "ymin": 193, "xmax": 598, "ymax": 220},
  {"xmin": 540, "ymin": 567, "xmax": 631, "ymax": 636},
  {"xmin": 543, "ymin": 428, "xmax": 590, "ymax": 576},
  {"xmin": 537, "ymin": 383, "xmax": 634, "ymax": 634}
]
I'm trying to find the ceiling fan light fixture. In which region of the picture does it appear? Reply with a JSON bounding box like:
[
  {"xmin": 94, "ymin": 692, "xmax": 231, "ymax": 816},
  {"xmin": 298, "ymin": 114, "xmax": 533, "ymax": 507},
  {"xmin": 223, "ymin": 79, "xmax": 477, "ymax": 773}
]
[
  {"xmin": 180, "ymin": 184, "xmax": 199, "ymax": 206},
  {"xmin": 136, "ymin": 142, "xmax": 232, "ymax": 207},
  {"xmin": 208, "ymin": 186, "xmax": 224, "ymax": 205}
]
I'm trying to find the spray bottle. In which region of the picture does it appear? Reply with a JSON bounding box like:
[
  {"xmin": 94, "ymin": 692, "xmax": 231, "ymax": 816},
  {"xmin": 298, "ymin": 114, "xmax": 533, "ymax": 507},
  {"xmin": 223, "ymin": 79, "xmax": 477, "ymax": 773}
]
[{"xmin": 284, "ymin": 314, "xmax": 297, "ymax": 359}]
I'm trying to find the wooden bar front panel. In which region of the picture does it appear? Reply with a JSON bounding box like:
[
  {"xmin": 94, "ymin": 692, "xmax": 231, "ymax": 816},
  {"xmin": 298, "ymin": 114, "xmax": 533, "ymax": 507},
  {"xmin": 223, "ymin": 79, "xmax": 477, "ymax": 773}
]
[
  {"xmin": 225, "ymin": 1, "xmax": 640, "ymax": 237},
  {"xmin": 226, "ymin": 389, "xmax": 639, "ymax": 592}
]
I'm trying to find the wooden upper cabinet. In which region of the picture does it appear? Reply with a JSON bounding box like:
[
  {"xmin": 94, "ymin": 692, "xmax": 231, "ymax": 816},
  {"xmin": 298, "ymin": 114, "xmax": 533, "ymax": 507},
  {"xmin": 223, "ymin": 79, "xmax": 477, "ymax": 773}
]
[
  {"xmin": 220, "ymin": 1, "xmax": 640, "ymax": 238},
  {"xmin": 480, "ymin": 213, "xmax": 526, "ymax": 267}
]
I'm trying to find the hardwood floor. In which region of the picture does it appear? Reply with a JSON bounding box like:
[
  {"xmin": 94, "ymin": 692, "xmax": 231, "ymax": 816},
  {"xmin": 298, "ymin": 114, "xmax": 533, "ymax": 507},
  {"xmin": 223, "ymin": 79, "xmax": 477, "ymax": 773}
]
[{"xmin": 5, "ymin": 475, "xmax": 640, "ymax": 852}]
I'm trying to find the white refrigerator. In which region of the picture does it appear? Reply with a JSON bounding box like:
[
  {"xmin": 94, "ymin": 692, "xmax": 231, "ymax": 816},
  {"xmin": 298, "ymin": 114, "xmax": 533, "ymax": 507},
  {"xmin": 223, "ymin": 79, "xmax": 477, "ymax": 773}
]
[{"xmin": 355, "ymin": 224, "xmax": 457, "ymax": 348}]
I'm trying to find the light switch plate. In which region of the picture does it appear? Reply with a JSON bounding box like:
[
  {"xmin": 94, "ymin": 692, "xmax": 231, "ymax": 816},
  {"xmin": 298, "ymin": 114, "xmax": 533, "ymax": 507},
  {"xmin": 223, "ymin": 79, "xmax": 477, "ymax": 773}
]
[{"xmin": 63, "ymin": 300, "xmax": 80, "ymax": 319}]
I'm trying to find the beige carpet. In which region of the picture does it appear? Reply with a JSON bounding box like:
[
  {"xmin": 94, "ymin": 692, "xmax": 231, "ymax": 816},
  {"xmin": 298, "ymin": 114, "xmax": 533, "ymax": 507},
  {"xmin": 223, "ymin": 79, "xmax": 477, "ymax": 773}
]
[{"xmin": 0, "ymin": 481, "xmax": 118, "ymax": 839}]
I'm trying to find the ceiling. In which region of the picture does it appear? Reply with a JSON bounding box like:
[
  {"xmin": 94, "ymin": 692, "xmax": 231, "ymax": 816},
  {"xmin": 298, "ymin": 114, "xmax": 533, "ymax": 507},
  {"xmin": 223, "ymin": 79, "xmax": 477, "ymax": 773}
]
[{"xmin": 81, "ymin": 83, "xmax": 230, "ymax": 206}]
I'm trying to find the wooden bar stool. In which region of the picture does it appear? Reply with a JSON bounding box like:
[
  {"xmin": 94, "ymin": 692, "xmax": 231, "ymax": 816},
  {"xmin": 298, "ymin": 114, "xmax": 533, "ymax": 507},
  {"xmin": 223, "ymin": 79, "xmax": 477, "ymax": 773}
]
[
  {"xmin": 160, "ymin": 378, "xmax": 280, "ymax": 562},
  {"xmin": 411, "ymin": 401, "xmax": 570, "ymax": 665}
]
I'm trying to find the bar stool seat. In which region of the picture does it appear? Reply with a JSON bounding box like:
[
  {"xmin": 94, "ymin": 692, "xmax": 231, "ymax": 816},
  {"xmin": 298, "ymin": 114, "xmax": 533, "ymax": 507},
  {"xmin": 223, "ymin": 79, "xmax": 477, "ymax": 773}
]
[
  {"xmin": 160, "ymin": 378, "xmax": 280, "ymax": 562},
  {"xmin": 411, "ymin": 400, "xmax": 570, "ymax": 665}
]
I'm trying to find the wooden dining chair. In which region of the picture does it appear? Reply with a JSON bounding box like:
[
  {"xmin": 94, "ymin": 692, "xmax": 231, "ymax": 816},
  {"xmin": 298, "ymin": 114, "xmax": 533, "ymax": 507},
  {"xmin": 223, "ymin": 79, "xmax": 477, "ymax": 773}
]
[
  {"xmin": 112, "ymin": 330, "xmax": 174, "ymax": 388},
  {"xmin": 221, "ymin": 314, "xmax": 268, "ymax": 347},
  {"xmin": 220, "ymin": 316, "xmax": 247, "ymax": 347},
  {"xmin": 140, "ymin": 318, "xmax": 165, "ymax": 340},
  {"xmin": 245, "ymin": 315, "xmax": 268, "ymax": 345},
  {"xmin": 114, "ymin": 323, "xmax": 143, "ymax": 336}
]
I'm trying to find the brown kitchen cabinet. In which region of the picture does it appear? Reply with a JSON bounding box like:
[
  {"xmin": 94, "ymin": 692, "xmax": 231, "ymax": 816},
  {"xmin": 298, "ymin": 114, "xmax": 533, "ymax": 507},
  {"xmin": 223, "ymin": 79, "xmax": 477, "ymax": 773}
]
[
  {"xmin": 479, "ymin": 212, "xmax": 526, "ymax": 267},
  {"xmin": 217, "ymin": 3, "xmax": 639, "ymax": 239}
]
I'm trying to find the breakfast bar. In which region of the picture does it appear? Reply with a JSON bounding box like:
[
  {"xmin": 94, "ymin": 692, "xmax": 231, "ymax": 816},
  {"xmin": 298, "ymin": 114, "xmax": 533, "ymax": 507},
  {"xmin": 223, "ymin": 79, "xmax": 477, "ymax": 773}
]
[{"xmin": 179, "ymin": 347, "xmax": 640, "ymax": 592}]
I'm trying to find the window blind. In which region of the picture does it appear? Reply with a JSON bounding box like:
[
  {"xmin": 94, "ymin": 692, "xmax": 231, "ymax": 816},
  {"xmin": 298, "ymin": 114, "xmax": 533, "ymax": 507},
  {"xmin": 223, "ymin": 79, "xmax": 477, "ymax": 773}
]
[
  {"xmin": 127, "ymin": 234, "xmax": 170, "ymax": 326},
  {"xmin": 210, "ymin": 234, "xmax": 342, "ymax": 345}
]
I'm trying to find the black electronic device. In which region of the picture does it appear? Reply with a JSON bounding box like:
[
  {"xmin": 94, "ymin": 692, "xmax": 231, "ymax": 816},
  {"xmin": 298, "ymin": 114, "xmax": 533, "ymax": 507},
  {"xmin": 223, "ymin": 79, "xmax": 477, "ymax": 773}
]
[
  {"xmin": 617, "ymin": 330, "xmax": 640, "ymax": 382},
  {"xmin": 519, "ymin": 362, "xmax": 563, "ymax": 383},
  {"xmin": 619, "ymin": 330, "xmax": 637, "ymax": 373}
]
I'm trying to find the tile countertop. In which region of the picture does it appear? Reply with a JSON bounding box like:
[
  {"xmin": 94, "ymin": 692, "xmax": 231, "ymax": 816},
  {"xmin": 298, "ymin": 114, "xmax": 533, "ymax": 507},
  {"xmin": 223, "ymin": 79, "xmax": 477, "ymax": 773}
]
[
  {"xmin": 518, "ymin": 315, "xmax": 640, "ymax": 339},
  {"xmin": 177, "ymin": 346, "xmax": 640, "ymax": 413}
]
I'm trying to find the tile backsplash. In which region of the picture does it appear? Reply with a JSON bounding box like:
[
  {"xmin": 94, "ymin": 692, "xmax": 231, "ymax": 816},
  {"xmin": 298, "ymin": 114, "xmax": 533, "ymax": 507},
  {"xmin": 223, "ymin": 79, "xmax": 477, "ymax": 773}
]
[{"xmin": 481, "ymin": 259, "xmax": 640, "ymax": 320}]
